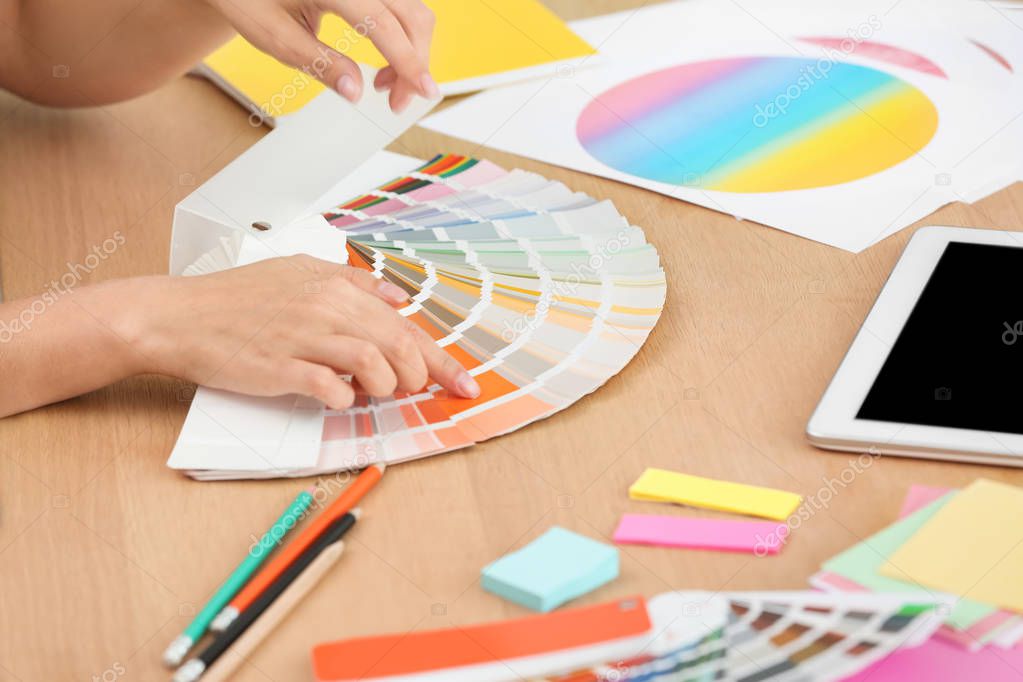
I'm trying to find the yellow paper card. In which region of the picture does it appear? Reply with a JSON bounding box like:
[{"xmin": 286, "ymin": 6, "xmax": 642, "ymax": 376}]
[
  {"xmin": 881, "ymin": 479, "xmax": 1023, "ymax": 613},
  {"xmin": 202, "ymin": 0, "xmax": 594, "ymax": 118},
  {"xmin": 628, "ymin": 468, "xmax": 802, "ymax": 521}
]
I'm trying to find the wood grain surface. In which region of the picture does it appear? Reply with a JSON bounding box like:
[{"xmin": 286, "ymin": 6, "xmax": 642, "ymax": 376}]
[{"xmin": 2, "ymin": 2, "xmax": 1022, "ymax": 680}]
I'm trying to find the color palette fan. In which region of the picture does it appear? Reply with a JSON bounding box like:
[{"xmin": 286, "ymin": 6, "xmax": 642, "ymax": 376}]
[
  {"xmin": 310, "ymin": 590, "xmax": 947, "ymax": 681},
  {"xmin": 550, "ymin": 592, "xmax": 946, "ymax": 682},
  {"xmin": 181, "ymin": 153, "xmax": 666, "ymax": 480}
]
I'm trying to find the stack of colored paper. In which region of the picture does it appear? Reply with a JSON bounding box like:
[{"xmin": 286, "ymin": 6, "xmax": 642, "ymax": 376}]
[
  {"xmin": 613, "ymin": 468, "xmax": 801, "ymax": 555},
  {"xmin": 812, "ymin": 479, "xmax": 1023, "ymax": 657},
  {"xmin": 481, "ymin": 527, "xmax": 619, "ymax": 612},
  {"xmin": 174, "ymin": 153, "xmax": 666, "ymax": 479}
]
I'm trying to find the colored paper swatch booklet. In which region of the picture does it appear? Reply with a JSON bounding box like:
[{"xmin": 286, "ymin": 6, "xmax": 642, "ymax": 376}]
[
  {"xmin": 422, "ymin": 0, "xmax": 1023, "ymax": 251},
  {"xmin": 311, "ymin": 590, "xmax": 947, "ymax": 681},
  {"xmin": 165, "ymin": 77, "xmax": 666, "ymax": 480},
  {"xmin": 197, "ymin": 0, "xmax": 595, "ymax": 125}
]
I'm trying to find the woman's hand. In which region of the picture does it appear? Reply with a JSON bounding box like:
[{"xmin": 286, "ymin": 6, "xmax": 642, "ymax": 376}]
[
  {"xmin": 115, "ymin": 255, "xmax": 480, "ymax": 408},
  {"xmin": 0, "ymin": 255, "xmax": 480, "ymax": 417},
  {"xmin": 204, "ymin": 0, "xmax": 438, "ymax": 112}
]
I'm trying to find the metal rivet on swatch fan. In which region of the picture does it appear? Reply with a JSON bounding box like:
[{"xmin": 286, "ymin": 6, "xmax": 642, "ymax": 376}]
[{"xmin": 251, "ymin": 221, "xmax": 272, "ymax": 231}]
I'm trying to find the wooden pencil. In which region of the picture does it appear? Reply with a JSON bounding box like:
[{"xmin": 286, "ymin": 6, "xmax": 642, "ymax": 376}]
[
  {"xmin": 173, "ymin": 510, "xmax": 359, "ymax": 682},
  {"xmin": 210, "ymin": 463, "xmax": 385, "ymax": 632},
  {"xmin": 200, "ymin": 541, "xmax": 346, "ymax": 682}
]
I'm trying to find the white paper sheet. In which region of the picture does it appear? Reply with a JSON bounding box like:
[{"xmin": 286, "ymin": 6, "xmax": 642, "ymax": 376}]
[{"xmin": 421, "ymin": 0, "xmax": 1023, "ymax": 252}]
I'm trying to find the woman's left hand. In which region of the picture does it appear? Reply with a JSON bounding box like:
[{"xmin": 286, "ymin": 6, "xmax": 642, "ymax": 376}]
[{"xmin": 204, "ymin": 0, "xmax": 438, "ymax": 112}]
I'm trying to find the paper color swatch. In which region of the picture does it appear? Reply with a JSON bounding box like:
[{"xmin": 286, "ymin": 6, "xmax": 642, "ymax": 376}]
[
  {"xmin": 881, "ymin": 479, "xmax": 1023, "ymax": 614},
  {"xmin": 312, "ymin": 596, "xmax": 652, "ymax": 682},
  {"xmin": 814, "ymin": 484, "xmax": 1023, "ymax": 651},
  {"xmin": 897, "ymin": 483, "xmax": 953, "ymax": 518},
  {"xmin": 628, "ymin": 468, "xmax": 802, "ymax": 521},
  {"xmin": 481, "ymin": 527, "xmax": 619, "ymax": 612},
  {"xmin": 613, "ymin": 513, "xmax": 787, "ymax": 554},
  {"xmin": 842, "ymin": 637, "xmax": 1023, "ymax": 682}
]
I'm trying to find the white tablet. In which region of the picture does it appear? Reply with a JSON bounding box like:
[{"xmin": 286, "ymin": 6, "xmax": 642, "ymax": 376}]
[{"xmin": 808, "ymin": 225, "xmax": 1023, "ymax": 467}]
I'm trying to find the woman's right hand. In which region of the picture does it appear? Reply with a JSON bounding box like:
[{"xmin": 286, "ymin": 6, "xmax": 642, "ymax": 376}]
[{"xmin": 105, "ymin": 255, "xmax": 480, "ymax": 409}]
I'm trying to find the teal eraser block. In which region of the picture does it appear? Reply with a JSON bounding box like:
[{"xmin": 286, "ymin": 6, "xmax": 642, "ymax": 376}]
[{"xmin": 480, "ymin": 526, "xmax": 620, "ymax": 612}]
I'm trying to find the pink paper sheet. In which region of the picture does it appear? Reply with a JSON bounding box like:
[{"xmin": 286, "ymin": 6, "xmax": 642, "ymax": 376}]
[
  {"xmin": 842, "ymin": 638, "xmax": 1023, "ymax": 681},
  {"xmin": 613, "ymin": 513, "xmax": 788, "ymax": 554},
  {"xmin": 898, "ymin": 484, "xmax": 953, "ymax": 518}
]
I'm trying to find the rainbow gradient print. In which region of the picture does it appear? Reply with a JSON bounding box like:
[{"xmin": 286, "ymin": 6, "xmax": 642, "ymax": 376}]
[{"xmin": 576, "ymin": 57, "xmax": 938, "ymax": 193}]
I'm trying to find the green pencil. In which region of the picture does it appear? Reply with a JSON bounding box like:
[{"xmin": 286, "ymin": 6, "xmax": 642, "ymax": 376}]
[{"xmin": 162, "ymin": 487, "xmax": 316, "ymax": 668}]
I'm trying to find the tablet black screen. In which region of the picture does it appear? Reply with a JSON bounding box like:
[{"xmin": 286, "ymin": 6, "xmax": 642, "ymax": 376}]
[{"xmin": 857, "ymin": 241, "xmax": 1023, "ymax": 435}]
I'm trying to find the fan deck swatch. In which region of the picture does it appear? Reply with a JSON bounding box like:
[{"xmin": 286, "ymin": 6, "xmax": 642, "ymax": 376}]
[{"xmin": 282, "ymin": 153, "xmax": 665, "ymax": 477}]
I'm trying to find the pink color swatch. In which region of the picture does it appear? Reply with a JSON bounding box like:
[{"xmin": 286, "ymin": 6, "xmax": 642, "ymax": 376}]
[
  {"xmin": 898, "ymin": 484, "xmax": 954, "ymax": 518},
  {"xmin": 842, "ymin": 638, "xmax": 1023, "ymax": 681},
  {"xmin": 799, "ymin": 36, "xmax": 948, "ymax": 78},
  {"xmin": 613, "ymin": 513, "xmax": 788, "ymax": 554}
]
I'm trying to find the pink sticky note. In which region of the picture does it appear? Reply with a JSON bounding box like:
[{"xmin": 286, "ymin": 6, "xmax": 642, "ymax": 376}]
[
  {"xmin": 843, "ymin": 638, "xmax": 1023, "ymax": 681},
  {"xmin": 613, "ymin": 514, "xmax": 788, "ymax": 555},
  {"xmin": 898, "ymin": 484, "xmax": 954, "ymax": 518}
]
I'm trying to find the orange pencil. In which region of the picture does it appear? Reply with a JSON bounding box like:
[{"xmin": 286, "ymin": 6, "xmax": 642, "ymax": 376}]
[{"xmin": 209, "ymin": 463, "xmax": 385, "ymax": 632}]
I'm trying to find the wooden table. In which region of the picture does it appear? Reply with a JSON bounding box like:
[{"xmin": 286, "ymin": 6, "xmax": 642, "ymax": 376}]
[{"xmin": 2, "ymin": 3, "xmax": 1022, "ymax": 679}]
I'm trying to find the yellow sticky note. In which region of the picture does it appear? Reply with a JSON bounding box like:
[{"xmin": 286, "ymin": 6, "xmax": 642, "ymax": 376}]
[
  {"xmin": 881, "ymin": 479, "xmax": 1023, "ymax": 613},
  {"xmin": 203, "ymin": 0, "xmax": 594, "ymax": 118},
  {"xmin": 628, "ymin": 468, "xmax": 802, "ymax": 521}
]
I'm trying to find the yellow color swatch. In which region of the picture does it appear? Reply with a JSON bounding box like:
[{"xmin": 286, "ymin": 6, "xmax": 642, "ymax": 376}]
[
  {"xmin": 881, "ymin": 479, "xmax": 1023, "ymax": 613},
  {"xmin": 628, "ymin": 468, "xmax": 802, "ymax": 521},
  {"xmin": 203, "ymin": 0, "xmax": 594, "ymax": 118}
]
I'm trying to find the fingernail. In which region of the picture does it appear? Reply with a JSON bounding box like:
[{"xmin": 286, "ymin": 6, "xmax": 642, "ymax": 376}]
[
  {"xmin": 375, "ymin": 71, "xmax": 396, "ymax": 92},
  {"xmin": 377, "ymin": 280, "xmax": 408, "ymax": 303},
  {"xmin": 419, "ymin": 73, "xmax": 440, "ymax": 99},
  {"xmin": 456, "ymin": 372, "xmax": 480, "ymax": 399},
  {"xmin": 336, "ymin": 74, "xmax": 360, "ymax": 102}
]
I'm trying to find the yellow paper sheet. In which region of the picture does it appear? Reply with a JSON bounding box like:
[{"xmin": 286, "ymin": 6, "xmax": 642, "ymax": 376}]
[
  {"xmin": 881, "ymin": 479, "xmax": 1023, "ymax": 613},
  {"xmin": 628, "ymin": 468, "xmax": 802, "ymax": 521},
  {"xmin": 203, "ymin": 0, "xmax": 594, "ymax": 117}
]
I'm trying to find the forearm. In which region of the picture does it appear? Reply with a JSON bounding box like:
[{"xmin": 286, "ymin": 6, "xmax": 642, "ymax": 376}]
[
  {"xmin": 0, "ymin": 0, "xmax": 234, "ymax": 106},
  {"xmin": 0, "ymin": 279, "xmax": 146, "ymax": 417}
]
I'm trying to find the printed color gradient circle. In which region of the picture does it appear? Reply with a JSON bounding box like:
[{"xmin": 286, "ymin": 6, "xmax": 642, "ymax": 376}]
[{"xmin": 576, "ymin": 57, "xmax": 938, "ymax": 193}]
